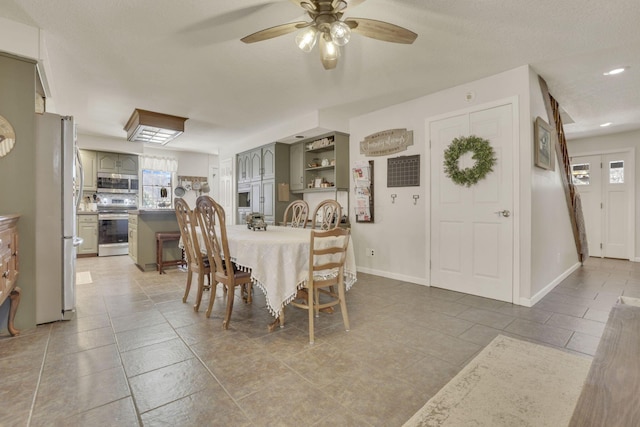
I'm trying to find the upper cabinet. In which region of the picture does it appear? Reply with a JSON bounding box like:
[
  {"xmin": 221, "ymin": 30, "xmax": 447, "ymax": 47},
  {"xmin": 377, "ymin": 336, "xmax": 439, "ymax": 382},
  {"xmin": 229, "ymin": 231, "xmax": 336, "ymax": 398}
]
[
  {"xmin": 79, "ymin": 149, "xmax": 97, "ymax": 191},
  {"xmin": 298, "ymin": 132, "xmax": 350, "ymax": 193},
  {"xmin": 97, "ymin": 152, "xmax": 139, "ymax": 174},
  {"xmin": 236, "ymin": 142, "xmax": 295, "ymax": 224},
  {"xmin": 237, "ymin": 151, "xmax": 250, "ymax": 184}
]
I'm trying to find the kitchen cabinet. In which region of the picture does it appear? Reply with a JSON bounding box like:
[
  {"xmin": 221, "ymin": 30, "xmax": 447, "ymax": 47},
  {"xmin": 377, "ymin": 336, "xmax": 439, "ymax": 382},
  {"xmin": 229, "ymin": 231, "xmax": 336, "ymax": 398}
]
[
  {"xmin": 97, "ymin": 152, "xmax": 139, "ymax": 174},
  {"xmin": 77, "ymin": 214, "xmax": 98, "ymax": 256},
  {"xmin": 128, "ymin": 214, "xmax": 138, "ymax": 264},
  {"xmin": 236, "ymin": 142, "xmax": 296, "ymax": 224},
  {"xmin": 128, "ymin": 210, "xmax": 180, "ymax": 272},
  {"xmin": 237, "ymin": 151, "xmax": 250, "ymax": 184},
  {"xmin": 79, "ymin": 149, "xmax": 97, "ymax": 191},
  {"xmin": 289, "ymin": 142, "xmax": 305, "ymax": 191}
]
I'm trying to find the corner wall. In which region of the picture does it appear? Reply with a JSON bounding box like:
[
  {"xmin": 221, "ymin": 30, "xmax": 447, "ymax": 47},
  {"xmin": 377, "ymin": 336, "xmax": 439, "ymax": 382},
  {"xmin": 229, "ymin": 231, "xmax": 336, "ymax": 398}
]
[{"xmin": 528, "ymin": 71, "xmax": 579, "ymax": 303}]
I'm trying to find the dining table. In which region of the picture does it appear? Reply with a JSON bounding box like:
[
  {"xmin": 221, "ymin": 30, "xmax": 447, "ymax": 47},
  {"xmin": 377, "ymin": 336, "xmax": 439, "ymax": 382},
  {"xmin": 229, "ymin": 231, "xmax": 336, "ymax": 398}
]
[{"xmin": 188, "ymin": 224, "xmax": 357, "ymax": 325}]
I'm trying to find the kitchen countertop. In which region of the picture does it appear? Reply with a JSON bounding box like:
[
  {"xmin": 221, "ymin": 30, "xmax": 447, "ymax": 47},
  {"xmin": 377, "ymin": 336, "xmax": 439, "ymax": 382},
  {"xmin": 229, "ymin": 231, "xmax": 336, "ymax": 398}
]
[
  {"xmin": 77, "ymin": 211, "xmax": 99, "ymax": 215},
  {"xmin": 129, "ymin": 209, "xmax": 175, "ymax": 215}
]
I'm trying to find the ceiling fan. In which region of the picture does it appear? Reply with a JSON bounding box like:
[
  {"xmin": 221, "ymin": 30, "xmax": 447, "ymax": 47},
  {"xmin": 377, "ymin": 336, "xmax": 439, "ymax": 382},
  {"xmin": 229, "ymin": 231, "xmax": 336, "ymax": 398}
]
[{"xmin": 241, "ymin": 0, "xmax": 417, "ymax": 70}]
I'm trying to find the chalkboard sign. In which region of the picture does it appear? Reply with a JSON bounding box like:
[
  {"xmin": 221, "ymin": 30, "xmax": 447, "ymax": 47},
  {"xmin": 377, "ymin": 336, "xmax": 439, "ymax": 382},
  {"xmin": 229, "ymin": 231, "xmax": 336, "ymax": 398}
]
[{"xmin": 387, "ymin": 155, "xmax": 420, "ymax": 187}]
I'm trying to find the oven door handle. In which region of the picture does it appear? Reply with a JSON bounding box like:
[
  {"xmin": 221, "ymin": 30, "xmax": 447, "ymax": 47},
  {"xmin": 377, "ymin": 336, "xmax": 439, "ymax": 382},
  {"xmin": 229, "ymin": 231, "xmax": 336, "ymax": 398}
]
[{"xmin": 98, "ymin": 214, "xmax": 129, "ymax": 220}]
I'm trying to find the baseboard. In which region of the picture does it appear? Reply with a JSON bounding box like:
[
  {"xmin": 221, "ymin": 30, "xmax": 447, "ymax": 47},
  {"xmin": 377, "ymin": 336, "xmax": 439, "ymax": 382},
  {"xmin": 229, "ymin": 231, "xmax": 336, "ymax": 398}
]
[
  {"xmin": 633, "ymin": 257, "xmax": 640, "ymax": 263},
  {"xmin": 519, "ymin": 262, "xmax": 581, "ymax": 307},
  {"xmin": 356, "ymin": 266, "xmax": 428, "ymax": 286}
]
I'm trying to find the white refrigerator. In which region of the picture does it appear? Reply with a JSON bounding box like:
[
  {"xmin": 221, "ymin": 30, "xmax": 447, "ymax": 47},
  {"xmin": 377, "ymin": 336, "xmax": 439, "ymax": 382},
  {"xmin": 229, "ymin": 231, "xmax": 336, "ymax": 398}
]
[{"xmin": 35, "ymin": 113, "xmax": 84, "ymax": 324}]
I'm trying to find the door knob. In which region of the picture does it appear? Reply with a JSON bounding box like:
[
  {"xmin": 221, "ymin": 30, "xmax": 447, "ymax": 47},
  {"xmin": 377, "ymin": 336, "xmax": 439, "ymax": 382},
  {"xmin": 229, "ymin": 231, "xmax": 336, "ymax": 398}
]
[{"xmin": 495, "ymin": 210, "xmax": 511, "ymax": 217}]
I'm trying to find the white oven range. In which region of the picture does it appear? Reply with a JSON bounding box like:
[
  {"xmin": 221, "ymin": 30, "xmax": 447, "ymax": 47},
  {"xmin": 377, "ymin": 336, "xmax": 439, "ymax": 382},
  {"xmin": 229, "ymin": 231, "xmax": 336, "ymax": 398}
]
[{"xmin": 97, "ymin": 194, "xmax": 136, "ymax": 256}]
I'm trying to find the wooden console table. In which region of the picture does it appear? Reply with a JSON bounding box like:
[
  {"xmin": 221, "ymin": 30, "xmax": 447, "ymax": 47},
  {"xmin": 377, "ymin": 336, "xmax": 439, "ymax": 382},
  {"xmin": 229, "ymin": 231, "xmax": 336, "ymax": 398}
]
[
  {"xmin": 0, "ymin": 214, "xmax": 20, "ymax": 336},
  {"xmin": 569, "ymin": 302, "xmax": 640, "ymax": 426}
]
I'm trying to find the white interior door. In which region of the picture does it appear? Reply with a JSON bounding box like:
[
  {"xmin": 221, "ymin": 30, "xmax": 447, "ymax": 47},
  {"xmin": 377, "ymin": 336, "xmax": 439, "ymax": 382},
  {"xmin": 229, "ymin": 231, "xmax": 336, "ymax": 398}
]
[
  {"xmin": 571, "ymin": 152, "xmax": 631, "ymax": 259},
  {"xmin": 430, "ymin": 103, "xmax": 514, "ymax": 302}
]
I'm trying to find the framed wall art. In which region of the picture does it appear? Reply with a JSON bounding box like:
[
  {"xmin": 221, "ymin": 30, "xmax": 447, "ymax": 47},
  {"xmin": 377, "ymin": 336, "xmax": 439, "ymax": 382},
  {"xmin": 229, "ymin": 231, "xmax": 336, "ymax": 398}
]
[{"xmin": 534, "ymin": 116, "xmax": 554, "ymax": 171}]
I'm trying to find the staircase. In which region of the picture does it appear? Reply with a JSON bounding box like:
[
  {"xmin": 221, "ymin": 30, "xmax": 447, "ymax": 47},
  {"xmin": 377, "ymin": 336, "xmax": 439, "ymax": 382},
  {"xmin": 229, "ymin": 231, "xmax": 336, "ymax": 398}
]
[{"xmin": 539, "ymin": 76, "xmax": 588, "ymax": 263}]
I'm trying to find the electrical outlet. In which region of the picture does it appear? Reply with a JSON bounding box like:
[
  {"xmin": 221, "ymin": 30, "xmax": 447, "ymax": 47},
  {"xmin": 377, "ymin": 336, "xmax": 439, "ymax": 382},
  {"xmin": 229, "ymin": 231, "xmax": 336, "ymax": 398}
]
[{"xmin": 366, "ymin": 248, "xmax": 375, "ymax": 257}]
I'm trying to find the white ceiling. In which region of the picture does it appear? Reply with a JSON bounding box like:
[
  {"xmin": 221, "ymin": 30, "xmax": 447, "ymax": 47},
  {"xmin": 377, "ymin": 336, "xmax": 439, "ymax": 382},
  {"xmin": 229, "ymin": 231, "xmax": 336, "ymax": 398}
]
[{"xmin": 2, "ymin": 0, "xmax": 639, "ymax": 154}]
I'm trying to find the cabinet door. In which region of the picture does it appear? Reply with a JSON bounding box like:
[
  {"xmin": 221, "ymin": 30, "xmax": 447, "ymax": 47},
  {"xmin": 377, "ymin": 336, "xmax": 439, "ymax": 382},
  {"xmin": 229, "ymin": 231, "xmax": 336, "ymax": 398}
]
[
  {"xmin": 129, "ymin": 225, "xmax": 138, "ymax": 262},
  {"xmin": 237, "ymin": 152, "xmax": 251, "ymax": 184},
  {"xmin": 78, "ymin": 222, "xmax": 98, "ymax": 254},
  {"xmin": 262, "ymin": 145, "xmax": 276, "ymax": 180},
  {"xmin": 249, "ymin": 149, "xmax": 262, "ymax": 182},
  {"xmin": 290, "ymin": 142, "xmax": 304, "ymax": 190},
  {"xmin": 250, "ymin": 182, "xmax": 261, "ymax": 212},
  {"xmin": 97, "ymin": 152, "xmax": 118, "ymax": 173},
  {"xmin": 118, "ymin": 154, "xmax": 138, "ymax": 174},
  {"xmin": 79, "ymin": 150, "xmax": 97, "ymax": 191},
  {"xmin": 261, "ymin": 180, "xmax": 275, "ymax": 223}
]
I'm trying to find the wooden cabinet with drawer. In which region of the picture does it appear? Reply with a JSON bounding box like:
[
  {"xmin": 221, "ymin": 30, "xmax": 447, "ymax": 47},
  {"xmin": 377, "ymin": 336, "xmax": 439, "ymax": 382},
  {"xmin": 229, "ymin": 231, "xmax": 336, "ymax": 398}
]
[
  {"xmin": 77, "ymin": 214, "xmax": 98, "ymax": 256},
  {"xmin": 0, "ymin": 215, "xmax": 20, "ymax": 336}
]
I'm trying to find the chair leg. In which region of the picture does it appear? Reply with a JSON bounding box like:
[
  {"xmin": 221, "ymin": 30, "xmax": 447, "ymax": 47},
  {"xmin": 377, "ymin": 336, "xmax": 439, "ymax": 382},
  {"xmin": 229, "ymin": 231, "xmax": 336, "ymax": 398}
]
[
  {"xmin": 222, "ymin": 284, "xmax": 236, "ymax": 329},
  {"xmin": 308, "ymin": 286, "xmax": 315, "ymax": 344},
  {"xmin": 183, "ymin": 269, "xmax": 193, "ymax": 303},
  {"xmin": 194, "ymin": 271, "xmax": 205, "ymax": 312},
  {"xmin": 338, "ymin": 281, "xmax": 350, "ymax": 332}
]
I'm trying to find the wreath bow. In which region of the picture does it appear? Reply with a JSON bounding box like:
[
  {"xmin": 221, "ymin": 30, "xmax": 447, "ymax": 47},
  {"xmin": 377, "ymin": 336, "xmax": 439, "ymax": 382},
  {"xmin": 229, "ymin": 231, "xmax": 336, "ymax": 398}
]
[{"xmin": 443, "ymin": 135, "xmax": 497, "ymax": 187}]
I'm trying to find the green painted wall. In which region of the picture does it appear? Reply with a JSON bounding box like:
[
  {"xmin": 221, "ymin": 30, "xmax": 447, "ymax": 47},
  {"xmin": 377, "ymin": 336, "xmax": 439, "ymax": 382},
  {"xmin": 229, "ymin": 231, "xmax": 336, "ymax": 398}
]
[{"xmin": 0, "ymin": 52, "xmax": 37, "ymax": 332}]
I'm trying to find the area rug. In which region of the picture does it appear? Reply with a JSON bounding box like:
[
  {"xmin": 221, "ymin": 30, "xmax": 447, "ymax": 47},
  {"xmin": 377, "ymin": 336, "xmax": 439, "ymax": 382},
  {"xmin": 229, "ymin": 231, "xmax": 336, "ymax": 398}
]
[
  {"xmin": 76, "ymin": 271, "xmax": 92, "ymax": 285},
  {"xmin": 403, "ymin": 335, "xmax": 592, "ymax": 427}
]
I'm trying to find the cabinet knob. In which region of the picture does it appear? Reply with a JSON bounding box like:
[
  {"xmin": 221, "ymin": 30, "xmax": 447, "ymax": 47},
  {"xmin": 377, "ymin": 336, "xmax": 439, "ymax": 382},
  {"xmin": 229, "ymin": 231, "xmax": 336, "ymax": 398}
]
[{"xmin": 2, "ymin": 271, "xmax": 8, "ymax": 278}]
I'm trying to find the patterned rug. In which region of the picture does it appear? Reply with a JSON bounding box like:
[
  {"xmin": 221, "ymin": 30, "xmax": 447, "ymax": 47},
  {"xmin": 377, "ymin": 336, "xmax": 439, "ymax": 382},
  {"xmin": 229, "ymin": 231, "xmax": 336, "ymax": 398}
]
[
  {"xmin": 76, "ymin": 271, "xmax": 93, "ymax": 285},
  {"xmin": 403, "ymin": 335, "xmax": 592, "ymax": 427}
]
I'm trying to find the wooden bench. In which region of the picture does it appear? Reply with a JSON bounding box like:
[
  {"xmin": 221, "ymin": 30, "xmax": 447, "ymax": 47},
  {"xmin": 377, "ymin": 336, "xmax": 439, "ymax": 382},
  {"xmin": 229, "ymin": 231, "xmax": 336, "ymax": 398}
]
[
  {"xmin": 569, "ymin": 300, "xmax": 640, "ymax": 426},
  {"xmin": 155, "ymin": 231, "xmax": 185, "ymax": 274}
]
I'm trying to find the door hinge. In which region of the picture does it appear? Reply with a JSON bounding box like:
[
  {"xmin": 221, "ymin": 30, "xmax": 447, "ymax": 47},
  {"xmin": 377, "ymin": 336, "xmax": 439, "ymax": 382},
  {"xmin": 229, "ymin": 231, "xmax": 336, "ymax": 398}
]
[
  {"xmin": 600, "ymin": 243, "xmax": 603, "ymax": 249},
  {"xmin": 429, "ymin": 140, "xmax": 431, "ymax": 149},
  {"xmin": 601, "ymin": 202, "xmax": 603, "ymax": 209}
]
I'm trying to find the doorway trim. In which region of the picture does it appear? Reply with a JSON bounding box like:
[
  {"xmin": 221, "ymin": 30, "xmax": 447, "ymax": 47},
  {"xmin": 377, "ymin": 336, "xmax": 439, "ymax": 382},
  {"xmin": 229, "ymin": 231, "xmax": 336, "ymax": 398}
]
[
  {"xmin": 569, "ymin": 147, "xmax": 636, "ymax": 261},
  {"xmin": 425, "ymin": 96, "xmax": 520, "ymax": 304}
]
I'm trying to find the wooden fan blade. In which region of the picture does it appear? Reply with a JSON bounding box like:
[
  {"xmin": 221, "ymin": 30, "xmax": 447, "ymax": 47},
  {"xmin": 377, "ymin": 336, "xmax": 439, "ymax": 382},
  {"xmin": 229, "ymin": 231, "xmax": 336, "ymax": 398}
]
[
  {"xmin": 241, "ymin": 22, "xmax": 308, "ymax": 43},
  {"xmin": 345, "ymin": 18, "xmax": 417, "ymax": 44}
]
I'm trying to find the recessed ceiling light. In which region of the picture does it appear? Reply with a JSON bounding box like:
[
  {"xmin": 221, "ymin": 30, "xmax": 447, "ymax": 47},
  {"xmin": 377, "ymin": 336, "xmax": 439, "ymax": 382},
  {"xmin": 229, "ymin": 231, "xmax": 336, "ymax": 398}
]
[
  {"xmin": 603, "ymin": 67, "xmax": 628, "ymax": 76},
  {"xmin": 600, "ymin": 122, "xmax": 612, "ymax": 127}
]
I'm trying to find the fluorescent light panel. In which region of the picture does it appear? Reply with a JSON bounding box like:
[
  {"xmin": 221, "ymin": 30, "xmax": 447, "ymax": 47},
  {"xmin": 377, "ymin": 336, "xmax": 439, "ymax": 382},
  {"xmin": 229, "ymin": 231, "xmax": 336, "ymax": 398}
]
[{"xmin": 124, "ymin": 109, "xmax": 188, "ymax": 145}]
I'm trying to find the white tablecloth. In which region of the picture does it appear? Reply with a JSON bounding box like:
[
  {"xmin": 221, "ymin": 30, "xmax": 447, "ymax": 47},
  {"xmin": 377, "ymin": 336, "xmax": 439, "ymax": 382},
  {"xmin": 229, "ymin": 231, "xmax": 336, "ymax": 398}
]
[{"xmin": 190, "ymin": 225, "xmax": 357, "ymax": 317}]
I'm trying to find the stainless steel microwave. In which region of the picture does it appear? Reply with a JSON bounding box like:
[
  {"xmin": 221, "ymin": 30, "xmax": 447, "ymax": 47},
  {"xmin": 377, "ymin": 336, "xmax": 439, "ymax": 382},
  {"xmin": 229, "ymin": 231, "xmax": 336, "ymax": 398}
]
[{"xmin": 97, "ymin": 172, "xmax": 139, "ymax": 193}]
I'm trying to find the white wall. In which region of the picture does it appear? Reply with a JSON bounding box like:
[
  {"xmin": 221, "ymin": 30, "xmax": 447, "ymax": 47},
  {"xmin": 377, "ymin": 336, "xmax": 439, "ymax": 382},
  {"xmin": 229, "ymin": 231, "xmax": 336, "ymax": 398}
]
[
  {"xmin": 348, "ymin": 66, "xmax": 535, "ymax": 289},
  {"xmin": 567, "ymin": 129, "xmax": 640, "ymax": 260},
  {"xmin": 348, "ymin": 65, "xmax": 578, "ymax": 304},
  {"xmin": 529, "ymin": 72, "xmax": 580, "ymax": 303}
]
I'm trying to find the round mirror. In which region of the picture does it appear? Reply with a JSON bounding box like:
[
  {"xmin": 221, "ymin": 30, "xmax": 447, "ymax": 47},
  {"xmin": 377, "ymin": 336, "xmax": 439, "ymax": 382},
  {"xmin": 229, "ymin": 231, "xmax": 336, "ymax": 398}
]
[{"xmin": 0, "ymin": 115, "xmax": 16, "ymax": 158}]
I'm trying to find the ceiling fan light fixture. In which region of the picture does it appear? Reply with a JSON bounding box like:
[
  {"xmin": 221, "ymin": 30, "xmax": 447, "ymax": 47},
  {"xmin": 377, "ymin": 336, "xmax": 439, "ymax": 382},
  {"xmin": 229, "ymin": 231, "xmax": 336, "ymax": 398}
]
[
  {"xmin": 319, "ymin": 34, "xmax": 340, "ymax": 69},
  {"xmin": 295, "ymin": 26, "xmax": 319, "ymax": 52},
  {"xmin": 330, "ymin": 21, "xmax": 351, "ymax": 46}
]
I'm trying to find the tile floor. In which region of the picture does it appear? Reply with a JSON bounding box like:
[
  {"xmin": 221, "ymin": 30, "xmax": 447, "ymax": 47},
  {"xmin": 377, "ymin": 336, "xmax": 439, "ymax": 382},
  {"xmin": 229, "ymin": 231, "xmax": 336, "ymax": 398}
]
[{"xmin": 1, "ymin": 256, "xmax": 637, "ymax": 426}]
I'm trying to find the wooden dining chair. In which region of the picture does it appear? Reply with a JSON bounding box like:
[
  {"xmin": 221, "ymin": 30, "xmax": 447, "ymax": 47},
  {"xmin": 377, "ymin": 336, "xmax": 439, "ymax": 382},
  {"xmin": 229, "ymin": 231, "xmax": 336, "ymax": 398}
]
[
  {"xmin": 312, "ymin": 199, "xmax": 342, "ymax": 230},
  {"xmin": 281, "ymin": 200, "xmax": 309, "ymax": 228},
  {"xmin": 174, "ymin": 198, "xmax": 211, "ymax": 312},
  {"xmin": 195, "ymin": 195, "xmax": 253, "ymax": 329},
  {"xmin": 290, "ymin": 227, "xmax": 351, "ymax": 344}
]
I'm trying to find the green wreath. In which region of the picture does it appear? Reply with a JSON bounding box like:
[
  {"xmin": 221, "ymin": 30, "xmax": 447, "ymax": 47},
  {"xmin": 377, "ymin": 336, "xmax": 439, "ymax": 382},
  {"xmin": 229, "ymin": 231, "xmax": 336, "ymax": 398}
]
[{"xmin": 443, "ymin": 135, "xmax": 497, "ymax": 187}]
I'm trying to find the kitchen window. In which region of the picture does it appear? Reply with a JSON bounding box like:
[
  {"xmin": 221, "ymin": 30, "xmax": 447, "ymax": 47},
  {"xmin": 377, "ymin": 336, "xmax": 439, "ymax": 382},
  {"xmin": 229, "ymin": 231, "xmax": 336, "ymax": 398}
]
[{"xmin": 140, "ymin": 155, "xmax": 178, "ymax": 209}]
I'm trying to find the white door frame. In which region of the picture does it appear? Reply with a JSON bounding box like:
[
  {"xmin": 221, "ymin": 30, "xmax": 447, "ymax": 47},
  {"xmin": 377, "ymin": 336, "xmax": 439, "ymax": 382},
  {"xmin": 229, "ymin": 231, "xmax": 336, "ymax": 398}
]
[
  {"xmin": 426, "ymin": 96, "xmax": 520, "ymax": 303},
  {"xmin": 570, "ymin": 147, "xmax": 636, "ymax": 260}
]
